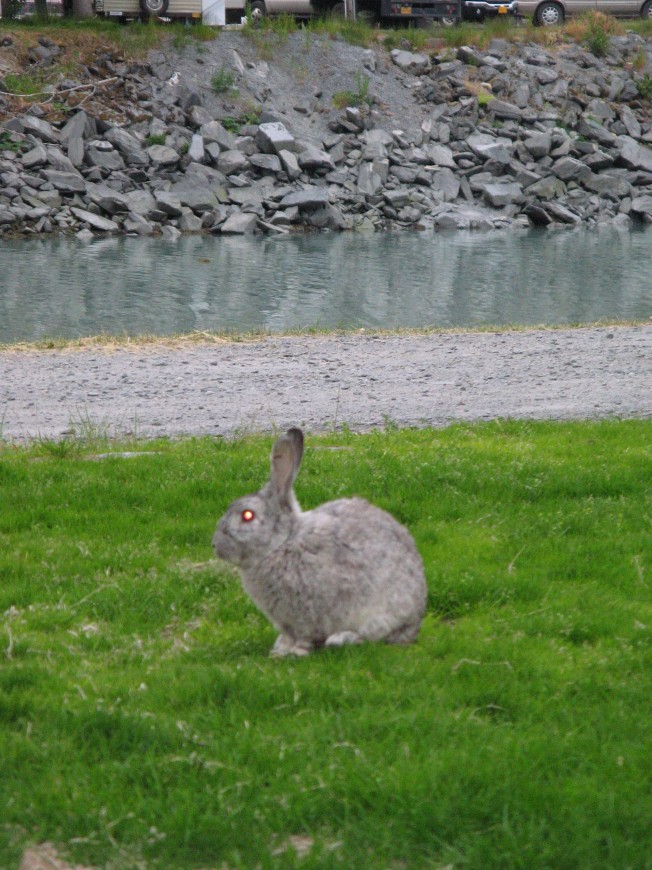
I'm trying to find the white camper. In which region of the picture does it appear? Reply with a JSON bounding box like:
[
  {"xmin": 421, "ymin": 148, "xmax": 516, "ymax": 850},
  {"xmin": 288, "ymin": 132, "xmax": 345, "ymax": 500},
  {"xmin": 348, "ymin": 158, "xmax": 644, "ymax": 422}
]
[{"xmin": 94, "ymin": 0, "xmax": 234, "ymax": 24}]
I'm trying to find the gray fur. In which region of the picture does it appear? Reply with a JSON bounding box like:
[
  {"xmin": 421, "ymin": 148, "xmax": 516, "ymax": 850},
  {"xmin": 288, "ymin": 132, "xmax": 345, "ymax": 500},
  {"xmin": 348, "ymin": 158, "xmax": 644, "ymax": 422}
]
[{"xmin": 212, "ymin": 427, "xmax": 427, "ymax": 656}]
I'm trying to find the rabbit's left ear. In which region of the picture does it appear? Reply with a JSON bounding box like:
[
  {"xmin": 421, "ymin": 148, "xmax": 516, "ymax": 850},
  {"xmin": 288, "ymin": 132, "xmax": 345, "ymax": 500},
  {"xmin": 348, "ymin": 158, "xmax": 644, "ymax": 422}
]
[{"xmin": 270, "ymin": 428, "xmax": 304, "ymax": 506}]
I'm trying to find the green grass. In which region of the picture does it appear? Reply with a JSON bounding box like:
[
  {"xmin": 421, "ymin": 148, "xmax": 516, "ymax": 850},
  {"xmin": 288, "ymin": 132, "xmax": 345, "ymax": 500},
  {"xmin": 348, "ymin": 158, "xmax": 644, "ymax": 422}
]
[{"xmin": 1, "ymin": 421, "xmax": 651, "ymax": 868}]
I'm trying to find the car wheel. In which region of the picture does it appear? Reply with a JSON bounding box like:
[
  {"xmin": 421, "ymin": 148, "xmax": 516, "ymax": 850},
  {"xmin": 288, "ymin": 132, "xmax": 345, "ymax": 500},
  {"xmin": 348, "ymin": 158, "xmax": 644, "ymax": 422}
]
[
  {"xmin": 139, "ymin": 0, "xmax": 168, "ymax": 15},
  {"xmin": 534, "ymin": 1, "xmax": 563, "ymax": 24},
  {"xmin": 641, "ymin": 0, "xmax": 652, "ymax": 17}
]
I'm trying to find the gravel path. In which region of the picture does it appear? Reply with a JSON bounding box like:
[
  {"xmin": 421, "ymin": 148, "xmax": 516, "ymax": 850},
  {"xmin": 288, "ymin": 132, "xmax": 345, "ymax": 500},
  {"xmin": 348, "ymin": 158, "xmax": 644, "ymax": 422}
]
[{"xmin": 1, "ymin": 327, "xmax": 651, "ymax": 442}]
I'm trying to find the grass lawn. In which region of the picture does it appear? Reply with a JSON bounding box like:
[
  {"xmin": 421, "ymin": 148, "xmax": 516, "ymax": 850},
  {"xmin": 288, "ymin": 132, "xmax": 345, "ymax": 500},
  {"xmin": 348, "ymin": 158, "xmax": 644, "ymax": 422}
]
[{"xmin": 1, "ymin": 420, "xmax": 651, "ymax": 869}]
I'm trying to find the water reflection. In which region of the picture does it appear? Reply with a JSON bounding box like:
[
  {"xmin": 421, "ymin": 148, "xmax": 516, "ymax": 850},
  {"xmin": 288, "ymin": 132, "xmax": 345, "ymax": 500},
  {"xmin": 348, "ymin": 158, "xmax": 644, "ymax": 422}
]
[{"xmin": 1, "ymin": 226, "xmax": 651, "ymax": 342}]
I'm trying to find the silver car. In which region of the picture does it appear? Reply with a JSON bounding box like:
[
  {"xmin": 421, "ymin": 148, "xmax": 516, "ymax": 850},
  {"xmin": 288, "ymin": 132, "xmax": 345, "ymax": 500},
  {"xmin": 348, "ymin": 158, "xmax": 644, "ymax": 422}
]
[{"xmin": 518, "ymin": 0, "xmax": 652, "ymax": 24}]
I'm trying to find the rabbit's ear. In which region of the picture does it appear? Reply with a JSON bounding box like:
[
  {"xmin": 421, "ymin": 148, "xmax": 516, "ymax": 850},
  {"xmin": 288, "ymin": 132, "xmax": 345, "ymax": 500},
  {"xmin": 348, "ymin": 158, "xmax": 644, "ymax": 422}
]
[{"xmin": 270, "ymin": 428, "xmax": 304, "ymax": 507}]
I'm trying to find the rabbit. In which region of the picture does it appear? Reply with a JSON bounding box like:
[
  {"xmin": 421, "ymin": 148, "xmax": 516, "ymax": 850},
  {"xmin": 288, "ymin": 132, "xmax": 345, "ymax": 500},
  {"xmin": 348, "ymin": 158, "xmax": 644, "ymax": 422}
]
[{"xmin": 212, "ymin": 427, "xmax": 427, "ymax": 657}]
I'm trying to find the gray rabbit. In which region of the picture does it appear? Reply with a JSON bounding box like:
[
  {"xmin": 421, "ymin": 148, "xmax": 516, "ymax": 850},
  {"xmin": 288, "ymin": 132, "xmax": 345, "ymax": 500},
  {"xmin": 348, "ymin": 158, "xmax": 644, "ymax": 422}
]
[{"xmin": 212, "ymin": 427, "xmax": 427, "ymax": 657}]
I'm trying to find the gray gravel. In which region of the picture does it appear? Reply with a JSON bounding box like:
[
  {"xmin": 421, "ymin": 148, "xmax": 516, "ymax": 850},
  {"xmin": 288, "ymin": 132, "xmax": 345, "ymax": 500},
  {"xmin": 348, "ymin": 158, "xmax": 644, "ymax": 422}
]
[{"xmin": 1, "ymin": 327, "xmax": 651, "ymax": 442}]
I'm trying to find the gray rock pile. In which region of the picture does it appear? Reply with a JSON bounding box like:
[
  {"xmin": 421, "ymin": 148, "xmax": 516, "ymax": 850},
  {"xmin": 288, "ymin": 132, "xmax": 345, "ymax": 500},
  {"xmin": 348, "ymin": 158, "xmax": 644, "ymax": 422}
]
[{"xmin": 3, "ymin": 29, "xmax": 652, "ymax": 237}]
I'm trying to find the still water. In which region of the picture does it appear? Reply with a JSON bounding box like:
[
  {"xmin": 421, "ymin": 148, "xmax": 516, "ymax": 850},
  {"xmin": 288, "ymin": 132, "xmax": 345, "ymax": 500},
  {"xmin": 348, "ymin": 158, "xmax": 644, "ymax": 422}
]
[{"xmin": 1, "ymin": 226, "xmax": 651, "ymax": 342}]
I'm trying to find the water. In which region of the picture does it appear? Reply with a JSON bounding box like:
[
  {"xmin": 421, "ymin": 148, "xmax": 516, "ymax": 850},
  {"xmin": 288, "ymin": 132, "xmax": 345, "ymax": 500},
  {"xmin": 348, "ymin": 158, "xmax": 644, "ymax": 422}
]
[{"xmin": 1, "ymin": 226, "xmax": 651, "ymax": 342}]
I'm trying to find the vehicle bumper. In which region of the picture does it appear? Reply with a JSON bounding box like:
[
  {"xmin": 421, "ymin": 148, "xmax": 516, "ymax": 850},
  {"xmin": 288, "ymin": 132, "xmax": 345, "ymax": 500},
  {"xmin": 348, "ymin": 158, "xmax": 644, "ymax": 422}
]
[{"xmin": 464, "ymin": 0, "xmax": 518, "ymax": 13}]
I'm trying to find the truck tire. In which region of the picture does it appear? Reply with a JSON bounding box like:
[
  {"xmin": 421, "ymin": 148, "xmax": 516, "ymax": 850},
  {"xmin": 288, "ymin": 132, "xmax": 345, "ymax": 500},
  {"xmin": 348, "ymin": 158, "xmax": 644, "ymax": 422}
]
[
  {"xmin": 250, "ymin": 0, "xmax": 266, "ymax": 18},
  {"xmin": 140, "ymin": 0, "xmax": 169, "ymax": 14}
]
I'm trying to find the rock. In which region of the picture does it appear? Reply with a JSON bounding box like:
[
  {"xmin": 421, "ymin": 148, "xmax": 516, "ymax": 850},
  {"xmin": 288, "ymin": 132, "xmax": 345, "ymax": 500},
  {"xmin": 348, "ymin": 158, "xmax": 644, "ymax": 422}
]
[
  {"xmin": 67, "ymin": 138, "xmax": 85, "ymax": 169},
  {"xmin": 105, "ymin": 127, "xmax": 149, "ymax": 166},
  {"xmin": 217, "ymin": 149, "xmax": 248, "ymax": 175},
  {"xmin": 466, "ymin": 133, "xmax": 511, "ymax": 164},
  {"xmin": 616, "ymin": 136, "xmax": 652, "ymax": 173},
  {"xmin": 630, "ymin": 194, "xmax": 652, "ymax": 219},
  {"xmin": 525, "ymin": 175, "xmax": 566, "ymax": 199},
  {"xmin": 86, "ymin": 143, "xmax": 126, "ymax": 171},
  {"xmin": 70, "ymin": 207, "xmax": 119, "ymax": 232},
  {"xmin": 523, "ymin": 131, "xmax": 552, "ymax": 159},
  {"xmin": 425, "ymin": 143, "xmax": 456, "ymax": 169},
  {"xmin": 86, "ymin": 183, "xmax": 130, "ymax": 215},
  {"xmin": 45, "ymin": 145, "xmax": 77, "ymax": 173},
  {"xmin": 551, "ymin": 156, "xmax": 592, "ymax": 184},
  {"xmin": 188, "ymin": 134, "xmax": 205, "ymax": 163},
  {"xmin": 390, "ymin": 49, "xmax": 431, "ymax": 75},
  {"xmin": 279, "ymin": 149, "xmax": 301, "ymax": 180},
  {"xmin": 39, "ymin": 169, "xmax": 86, "ymax": 193},
  {"xmin": 255, "ymin": 121, "xmax": 296, "ymax": 155},
  {"xmin": 60, "ymin": 111, "xmax": 93, "ymax": 146},
  {"xmin": 155, "ymin": 192, "xmax": 184, "ymax": 216},
  {"xmin": 482, "ymin": 181, "xmax": 524, "ymax": 207},
  {"xmin": 22, "ymin": 144, "xmax": 48, "ymax": 169},
  {"xmin": 178, "ymin": 210, "xmax": 203, "ymax": 232},
  {"xmin": 297, "ymin": 145, "xmax": 334, "ymax": 171},
  {"xmin": 620, "ymin": 106, "xmax": 641, "ymax": 140},
  {"xmin": 220, "ymin": 212, "xmax": 259, "ymax": 233},
  {"xmin": 357, "ymin": 162, "xmax": 383, "ymax": 196},
  {"xmin": 187, "ymin": 105, "xmax": 214, "ymax": 129},
  {"xmin": 431, "ymin": 167, "xmax": 460, "ymax": 202},
  {"xmin": 123, "ymin": 213, "xmax": 156, "ymax": 234},
  {"xmin": 279, "ymin": 187, "xmax": 330, "ymax": 210},
  {"xmin": 583, "ymin": 173, "xmax": 630, "ymax": 198},
  {"xmin": 125, "ymin": 190, "xmax": 157, "ymax": 216},
  {"xmin": 249, "ymin": 153, "xmax": 282, "ymax": 174},
  {"xmin": 21, "ymin": 116, "xmax": 59, "ymax": 144},
  {"xmin": 161, "ymin": 224, "xmax": 182, "ymax": 241},
  {"xmin": 200, "ymin": 120, "xmax": 237, "ymax": 151},
  {"xmin": 305, "ymin": 203, "xmax": 349, "ymax": 231},
  {"xmin": 147, "ymin": 144, "xmax": 180, "ymax": 167},
  {"xmin": 487, "ymin": 98, "xmax": 523, "ymax": 120},
  {"xmin": 168, "ymin": 182, "xmax": 223, "ymax": 213}
]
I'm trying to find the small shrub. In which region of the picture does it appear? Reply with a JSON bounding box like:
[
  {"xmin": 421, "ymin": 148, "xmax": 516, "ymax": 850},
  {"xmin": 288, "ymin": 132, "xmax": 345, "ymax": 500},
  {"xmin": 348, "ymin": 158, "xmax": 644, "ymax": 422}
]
[
  {"xmin": 585, "ymin": 22, "xmax": 609, "ymax": 57},
  {"xmin": 636, "ymin": 74, "xmax": 652, "ymax": 99},
  {"xmin": 222, "ymin": 116, "xmax": 240, "ymax": 133},
  {"xmin": 211, "ymin": 66, "xmax": 236, "ymax": 93},
  {"xmin": 146, "ymin": 133, "xmax": 166, "ymax": 146},
  {"xmin": 2, "ymin": 73, "xmax": 43, "ymax": 97},
  {"xmin": 0, "ymin": 132, "xmax": 22, "ymax": 153},
  {"xmin": 632, "ymin": 46, "xmax": 647, "ymax": 71},
  {"xmin": 332, "ymin": 71, "xmax": 371, "ymax": 109}
]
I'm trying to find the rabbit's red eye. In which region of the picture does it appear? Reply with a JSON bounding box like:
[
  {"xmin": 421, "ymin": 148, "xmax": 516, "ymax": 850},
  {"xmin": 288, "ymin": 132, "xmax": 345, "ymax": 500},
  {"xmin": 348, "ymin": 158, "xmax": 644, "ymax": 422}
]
[{"xmin": 241, "ymin": 509, "xmax": 255, "ymax": 523}]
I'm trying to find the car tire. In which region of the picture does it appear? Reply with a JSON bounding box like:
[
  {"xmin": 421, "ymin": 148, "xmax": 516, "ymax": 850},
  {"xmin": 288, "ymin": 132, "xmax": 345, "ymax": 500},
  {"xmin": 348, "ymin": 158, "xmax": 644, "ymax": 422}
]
[
  {"xmin": 140, "ymin": 0, "xmax": 169, "ymax": 14},
  {"xmin": 250, "ymin": 0, "xmax": 266, "ymax": 18},
  {"xmin": 534, "ymin": 0, "xmax": 563, "ymax": 24},
  {"xmin": 641, "ymin": 0, "xmax": 652, "ymax": 17}
]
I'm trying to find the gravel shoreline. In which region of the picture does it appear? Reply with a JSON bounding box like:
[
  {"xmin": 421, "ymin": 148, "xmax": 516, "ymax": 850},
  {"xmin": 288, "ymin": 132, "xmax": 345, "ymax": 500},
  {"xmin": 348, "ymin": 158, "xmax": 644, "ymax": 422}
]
[{"xmin": 1, "ymin": 326, "xmax": 651, "ymax": 443}]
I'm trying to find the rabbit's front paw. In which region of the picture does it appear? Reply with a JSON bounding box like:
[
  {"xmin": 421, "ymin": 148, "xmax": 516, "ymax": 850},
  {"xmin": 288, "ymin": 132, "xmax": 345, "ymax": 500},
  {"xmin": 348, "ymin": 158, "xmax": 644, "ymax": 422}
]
[{"xmin": 324, "ymin": 631, "xmax": 362, "ymax": 647}]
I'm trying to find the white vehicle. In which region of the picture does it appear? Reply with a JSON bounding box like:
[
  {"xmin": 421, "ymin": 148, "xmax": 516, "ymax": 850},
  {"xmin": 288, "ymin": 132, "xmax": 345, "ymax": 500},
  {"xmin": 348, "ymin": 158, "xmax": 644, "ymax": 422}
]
[{"xmin": 94, "ymin": 0, "xmax": 237, "ymax": 24}]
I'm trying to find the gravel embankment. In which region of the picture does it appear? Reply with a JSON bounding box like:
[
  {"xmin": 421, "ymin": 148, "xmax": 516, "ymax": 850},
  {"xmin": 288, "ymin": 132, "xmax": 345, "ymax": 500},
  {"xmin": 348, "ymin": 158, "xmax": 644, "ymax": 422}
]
[{"xmin": 1, "ymin": 326, "xmax": 651, "ymax": 442}]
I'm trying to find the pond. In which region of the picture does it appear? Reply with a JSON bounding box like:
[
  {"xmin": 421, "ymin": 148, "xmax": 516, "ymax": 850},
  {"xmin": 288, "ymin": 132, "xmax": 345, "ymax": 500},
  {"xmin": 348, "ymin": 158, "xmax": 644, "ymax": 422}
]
[{"xmin": 1, "ymin": 225, "xmax": 651, "ymax": 343}]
